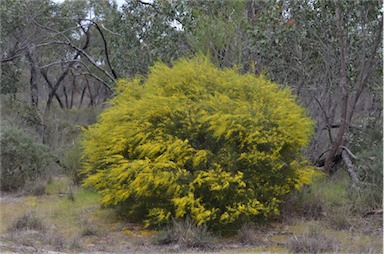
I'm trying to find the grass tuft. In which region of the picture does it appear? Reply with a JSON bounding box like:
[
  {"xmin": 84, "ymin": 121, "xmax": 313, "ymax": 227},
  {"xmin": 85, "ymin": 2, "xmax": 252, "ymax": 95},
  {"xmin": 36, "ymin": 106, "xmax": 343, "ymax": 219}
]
[
  {"xmin": 287, "ymin": 221, "xmax": 338, "ymax": 253},
  {"xmin": 236, "ymin": 223, "xmax": 264, "ymax": 246},
  {"xmin": 10, "ymin": 211, "xmax": 45, "ymax": 232},
  {"xmin": 152, "ymin": 217, "xmax": 214, "ymax": 249}
]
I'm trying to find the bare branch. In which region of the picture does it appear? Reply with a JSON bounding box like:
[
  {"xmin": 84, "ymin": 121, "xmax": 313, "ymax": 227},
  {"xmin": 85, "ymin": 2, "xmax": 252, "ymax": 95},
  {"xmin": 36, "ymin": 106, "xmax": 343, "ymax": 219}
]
[
  {"xmin": 101, "ymin": 24, "xmax": 121, "ymax": 36},
  {"xmin": 42, "ymin": 23, "xmax": 91, "ymax": 112},
  {"xmin": 314, "ymin": 97, "xmax": 333, "ymax": 143},
  {"xmin": 1, "ymin": 43, "xmax": 31, "ymax": 63},
  {"xmin": 81, "ymin": 19, "xmax": 118, "ymax": 79},
  {"xmin": 39, "ymin": 59, "xmax": 82, "ymax": 69},
  {"xmin": 341, "ymin": 149, "xmax": 360, "ymax": 187},
  {"xmin": 31, "ymin": 17, "xmax": 81, "ymax": 44},
  {"xmin": 37, "ymin": 40, "xmax": 116, "ymax": 83},
  {"xmin": 74, "ymin": 72, "xmax": 114, "ymax": 94},
  {"xmin": 318, "ymin": 148, "xmax": 331, "ymax": 161},
  {"xmin": 40, "ymin": 68, "xmax": 64, "ymax": 109},
  {"xmin": 340, "ymin": 146, "xmax": 357, "ymax": 160}
]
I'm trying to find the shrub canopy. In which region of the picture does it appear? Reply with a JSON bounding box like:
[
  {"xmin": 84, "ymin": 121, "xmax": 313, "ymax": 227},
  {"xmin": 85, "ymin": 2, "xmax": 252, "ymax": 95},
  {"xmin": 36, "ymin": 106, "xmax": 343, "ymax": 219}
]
[
  {"xmin": 1, "ymin": 125, "xmax": 52, "ymax": 191},
  {"xmin": 81, "ymin": 56, "xmax": 315, "ymax": 230}
]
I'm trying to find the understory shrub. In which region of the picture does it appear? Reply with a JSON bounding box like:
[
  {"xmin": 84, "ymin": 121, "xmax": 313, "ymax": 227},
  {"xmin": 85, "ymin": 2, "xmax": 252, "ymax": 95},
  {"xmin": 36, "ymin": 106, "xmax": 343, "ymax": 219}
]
[
  {"xmin": 0, "ymin": 125, "xmax": 53, "ymax": 191},
  {"xmin": 352, "ymin": 118, "xmax": 383, "ymax": 211},
  {"xmin": 81, "ymin": 56, "xmax": 316, "ymax": 231},
  {"xmin": 61, "ymin": 141, "xmax": 84, "ymax": 185}
]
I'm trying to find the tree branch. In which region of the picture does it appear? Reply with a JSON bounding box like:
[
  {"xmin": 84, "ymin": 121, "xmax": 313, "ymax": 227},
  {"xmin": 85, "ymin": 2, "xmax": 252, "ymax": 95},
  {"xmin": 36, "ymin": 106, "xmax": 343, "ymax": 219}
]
[
  {"xmin": 341, "ymin": 149, "xmax": 360, "ymax": 187},
  {"xmin": 38, "ymin": 40, "xmax": 116, "ymax": 83},
  {"xmin": 43, "ymin": 24, "xmax": 91, "ymax": 111},
  {"xmin": 340, "ymin": 146, "xmax": 357, "ymax": 160},
  {"xmin": 314, "ymin": 96, "xmax": 333, "ymax": 143},
  {"xmin": 75, "ymin": 72, "xmax": 114, "ymax": 94},
  {"xmin": 81, "ymin": 19, "xmax": 118, "ymax": 79},
  {"xmin": 39, "ymin": 59, "xmax": 82, "ymax": 69}
]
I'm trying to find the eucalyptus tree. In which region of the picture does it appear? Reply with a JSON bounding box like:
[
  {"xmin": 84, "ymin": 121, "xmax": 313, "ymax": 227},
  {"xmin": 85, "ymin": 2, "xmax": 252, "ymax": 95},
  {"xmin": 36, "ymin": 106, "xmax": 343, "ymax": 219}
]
[
  {"xmin": 247, "ymin": 0, "xmax": 382, "ymax": 185},
  {"xmin": 1, "ymin": 0, "xmax": 119, "ymax": 112},
  {"xmin": 1, "ymin": 0, "xmax": 52, "ymax": 106},
  {"xmin": 104, "ymin": 0, "xmax": 193, "ymax": 77}
]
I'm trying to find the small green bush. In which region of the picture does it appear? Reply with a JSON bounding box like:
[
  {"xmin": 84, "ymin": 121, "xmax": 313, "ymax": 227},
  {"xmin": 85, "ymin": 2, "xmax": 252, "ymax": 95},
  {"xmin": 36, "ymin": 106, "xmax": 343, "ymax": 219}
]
[
  {"xmin": 347, "ymin": 117, "xmax": 383, "ymax": 211},
  {"xmin": 81, "ymin": 56, "xmax": 316, "ymax": 231},
  {"xmin": 61, "ymin": 141, "xmax": 84, "ymax": 185},
  {"xmin": 0, "ymin": 125, "xmax": 53, "ymax": 192}
]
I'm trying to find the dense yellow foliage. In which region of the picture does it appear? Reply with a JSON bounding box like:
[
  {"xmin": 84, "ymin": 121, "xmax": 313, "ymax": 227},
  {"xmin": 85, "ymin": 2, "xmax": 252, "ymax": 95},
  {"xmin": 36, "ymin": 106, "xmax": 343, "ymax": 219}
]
[{"xmin": 81, "ymin": 56, "xmax": 316, "ymax": 230}]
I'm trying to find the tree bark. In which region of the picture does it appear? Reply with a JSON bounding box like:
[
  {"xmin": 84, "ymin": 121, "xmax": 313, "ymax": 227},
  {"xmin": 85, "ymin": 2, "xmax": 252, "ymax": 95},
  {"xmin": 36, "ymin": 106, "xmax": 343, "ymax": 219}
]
[
  {"xmin": 79, "ymin": 84, "xmax": 86, "ymax": 108},
  {"xmin": 63, "ymin": 85, "xmax": 69, "ymax": 109},
  {"xmin": 40, "ymin": 69, "xmax": 64, "ymax": 109},
  {"xmin": 25, "ymin": 50, "xmax": 39, "ymax": 109},
  {"xmin": 324, "ymin": 4, "xmax": 349, "ymax": 174},
  {"xmin": 70, "ymin": 75, "xmax": 76, "ymax": 109}
]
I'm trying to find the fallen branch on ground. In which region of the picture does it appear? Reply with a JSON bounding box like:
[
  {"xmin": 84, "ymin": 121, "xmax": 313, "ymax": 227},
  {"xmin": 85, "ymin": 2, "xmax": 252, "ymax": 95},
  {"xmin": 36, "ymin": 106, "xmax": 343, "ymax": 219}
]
[{"xmin": 341, "ymin": 147, "xmax": 360, "ymax": 187}]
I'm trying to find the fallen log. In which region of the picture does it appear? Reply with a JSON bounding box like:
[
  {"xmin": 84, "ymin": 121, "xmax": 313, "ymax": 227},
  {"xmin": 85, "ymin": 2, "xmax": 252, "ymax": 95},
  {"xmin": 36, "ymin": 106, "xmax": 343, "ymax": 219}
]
[{"xmin": 341, "ymin": 147, "xmax": 359, "ymax": 187}]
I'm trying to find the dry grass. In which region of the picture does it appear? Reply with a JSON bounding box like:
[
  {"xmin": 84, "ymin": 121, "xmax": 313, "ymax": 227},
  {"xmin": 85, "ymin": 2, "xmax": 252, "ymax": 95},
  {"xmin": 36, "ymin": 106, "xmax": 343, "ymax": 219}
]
[
  {"xmin": 286, "ymin": 221, "xmax": 339, "ymax": 253},
  {"xmin": 1, "ymin": 176, "xmax": 382, "ymax": 253},
  {"xmin": 0, "ymin": 177, "xmax": 138, "ymax": 253},
  {"xmin": 152, "ymin": 217, "xmax": 215, "ymax": 250},
  {"xmin": 9, "ymin": 211, "xmax": 45, "ymax": 232}
]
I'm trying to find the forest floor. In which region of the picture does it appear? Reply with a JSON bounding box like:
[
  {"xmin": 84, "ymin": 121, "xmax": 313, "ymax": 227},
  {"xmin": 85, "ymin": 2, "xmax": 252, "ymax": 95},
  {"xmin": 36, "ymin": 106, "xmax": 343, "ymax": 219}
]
[{"xmin": 0, "ymin": 176, "xmax": 382, "ymax": 254}]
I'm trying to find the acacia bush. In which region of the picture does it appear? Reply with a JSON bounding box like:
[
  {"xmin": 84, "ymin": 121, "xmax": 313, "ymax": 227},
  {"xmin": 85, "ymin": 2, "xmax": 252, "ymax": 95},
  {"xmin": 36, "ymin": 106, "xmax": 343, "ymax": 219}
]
[{"xmin": 81, "ymin": 56, "xmax": 316, "ymax": 231}]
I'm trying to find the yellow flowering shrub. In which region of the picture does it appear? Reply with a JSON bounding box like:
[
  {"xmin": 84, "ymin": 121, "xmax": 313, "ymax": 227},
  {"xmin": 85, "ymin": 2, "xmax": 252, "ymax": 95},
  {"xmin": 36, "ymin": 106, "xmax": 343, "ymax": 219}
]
[{"xmin": 81, "ymin": 56, "xmax": 316, "ymax": 230}]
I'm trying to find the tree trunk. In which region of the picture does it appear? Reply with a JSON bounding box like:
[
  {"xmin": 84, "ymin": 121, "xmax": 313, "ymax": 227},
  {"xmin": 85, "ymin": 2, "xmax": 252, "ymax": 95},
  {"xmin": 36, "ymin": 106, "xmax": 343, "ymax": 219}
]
[
  {"xmin": 25, "ymin": 50, "xmax": 39, "ymax": 109},
  {"xmin": 79, "ymin": 84, "xmax": 86, "ymax": 108},
  {"xmin": 324, "ymin": 4, "xmax": 349, "ymax": 174},
  {"xmin": 323, "ymin": 5, "xmax": 382, "ymax": 181},
  {"xmin": 41, "ymin": 69, "xmax": 64, "ymax": 110},
  {"xmin": 63, "ymin": 85, "xmax": 69, "ymax": 108},
  {"xmin": 70, "ymin": 75, "xmax": 76, "ymax": 109},
  {"xmin": 85, "ymin": 77, "xmax": 94, "ymax": 106}
]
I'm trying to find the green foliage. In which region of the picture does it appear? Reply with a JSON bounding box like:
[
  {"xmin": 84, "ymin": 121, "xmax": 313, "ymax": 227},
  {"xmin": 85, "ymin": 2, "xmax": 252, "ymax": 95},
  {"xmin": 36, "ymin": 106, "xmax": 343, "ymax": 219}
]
[
  {"xmin": 0, "ymin": 125, "xmax": 53, "ymax": 191},
  {"xmin": 61, "ymin": 141, "xmax": 84, "ymax": 185},
  {"xmin": 348, "ymin": 117, "xmax": 383, "ymax": 211},
  {"xmin": 0, "ymin": 62, "xmax": 22, "ymax": 95},
  {"xmin": 81, "ymin": 56, "xmax": 316, "ymax": 231},
  {"xmin": 108, "ymin": 0, "xmax": 193, "ymax": 77},
  {"xmin": 186, "ymin": 1, "xmax": 248, "ymax": 68}
]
